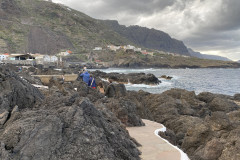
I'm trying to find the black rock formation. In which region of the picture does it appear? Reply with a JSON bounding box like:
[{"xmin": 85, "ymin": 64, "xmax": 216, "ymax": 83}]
[{"xmin": 0, "ymin": 66, "xmax": 141, "ymax": 160}]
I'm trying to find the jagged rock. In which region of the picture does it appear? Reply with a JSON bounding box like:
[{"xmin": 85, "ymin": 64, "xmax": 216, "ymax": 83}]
[
  {"xmin": 208, "ymin": 97, "xmax": 239, "ymax": 112},
  {"xmin": 101, "ymin": 98, "xmax": 144, "ymax": 127},
  {"xmin": 92, "ymin": 71, "xmax": 160, "ymax": 85},
  {"xmin": 197, "ymin": 92, "xmax": 232, "ymax": 103},
  {"xmin": 160, "ymin": 75, "xmax": 173, "ymax": 80},
  {"xmin": 234, "ymin": 93, "xmax": 240, "ymax": 101},
  {"xmin": 159, "ymin": 129, "xmax": 177, "ymax": 145},
  {"xmin": 0, "ymin": 111, "xmax": 9, "ymax": 125},
  {"xmin": 206, "ymin": 111, "xmax": 232, "ymax": 131},
  {"xmin": 227, "ymin": 110, "xmax": 240, "ymax": 125},
  {"xmin": 125, "ymin": 88, "xmax": 240, "ymax": 159},
  {"xmin": 0, "ymin": 97, "xmax": 141, "ymax": 160},
  {"xmin": 182, "ymin": 123, "xmax": 210, "ymax": 154},
  {"xmin": 0, "ymin": 66, "xmax": 44, "ymax": 113},
  {"xmin": 105, "ymin": 83, "xmax": 127, "ymax": 98},
  {"xmin": 195, "ymin": 138, "xmax": 224, "ymax": 160},
  {"xmin": 218, "ymin": 128, "xmax": 240, "ymax": 160}
]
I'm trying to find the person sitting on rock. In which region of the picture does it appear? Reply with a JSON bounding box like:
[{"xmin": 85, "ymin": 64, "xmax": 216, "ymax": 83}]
[
  {"xmin": 88, "ymin": 74, "xmax": 96, "ymax": 89},
  {"xmin": 79, "ymin": 69, "xmax": 90, "ymax": 84},
  {"xmin": 97, "ymin": 81, "xmax": 105, "ymax": 93}
]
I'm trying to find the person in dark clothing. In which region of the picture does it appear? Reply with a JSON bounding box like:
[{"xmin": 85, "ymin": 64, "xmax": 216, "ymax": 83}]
[
  {"xmin": 104, "ymin": 79, "xmax": 116, "ymax": 97},
  {"xmin": 88, "ymin": 75, "xmax": 96, "ymax": 88}
]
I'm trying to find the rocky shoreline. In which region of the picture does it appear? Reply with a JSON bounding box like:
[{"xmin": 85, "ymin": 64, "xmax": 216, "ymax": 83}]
[{"xmin": 1, "ymin": 64, "xmax": 240, "ymax": 160}]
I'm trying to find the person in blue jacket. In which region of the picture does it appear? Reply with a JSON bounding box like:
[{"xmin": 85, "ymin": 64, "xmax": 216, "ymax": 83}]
[
  {"xmin": 80, "ymin": 70, "xmax": 90, "ymax": 84},
  {"xmin": 88, "ymin": 75, "xmax": 96, "ymax": 89}
]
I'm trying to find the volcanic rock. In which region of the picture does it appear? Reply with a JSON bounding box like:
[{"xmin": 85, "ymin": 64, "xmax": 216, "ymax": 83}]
[{"xmin": 0, "ymin": 66, "xmax": 44, "ymax": 113}]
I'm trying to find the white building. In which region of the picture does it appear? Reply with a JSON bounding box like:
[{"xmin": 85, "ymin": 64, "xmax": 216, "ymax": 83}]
[
  {"xmin": 58, "ymin": 50, "xmax": 72, "ymax": 56},
  {"xmin": 0, "ymin": 54, "xmax": 8, "ymax": 61},
  {"xmin": 107, "ymin": 45, "xmax": 121, "ymax": 51},
  {"xmin": 134, "ymin": 48, "xmax": 142, "ymax": 52},
  {"xmin": 43, "ymin": 55, "xmax": 58, "ymax": 62},
  {"xmin": 126, "ymin": 45, "xmax": 135, "ymax": 50},
  {"xmin": 93, "ymin": 47, "xmax": 102, "ymax": 51}
]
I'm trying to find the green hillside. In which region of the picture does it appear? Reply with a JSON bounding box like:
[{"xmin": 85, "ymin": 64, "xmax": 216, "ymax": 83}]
[{"xmin": 0, "ymin": 0, "xmax": 131, "ymax": 54}]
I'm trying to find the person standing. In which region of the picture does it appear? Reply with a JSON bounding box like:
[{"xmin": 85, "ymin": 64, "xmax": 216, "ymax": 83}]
[
  {"xmin": 79, "ymin": 69, "xmax": 90, "ymax": 84},
  {"xmin": 88, "ymin": 75, "xmax": 96, "ymax": 88}
]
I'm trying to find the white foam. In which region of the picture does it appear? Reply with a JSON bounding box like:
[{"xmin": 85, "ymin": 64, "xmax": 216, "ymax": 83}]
[
  {"xmin": 100, "ymin": 78, "xmax": 109, "ymax": 82},
  {"xmin": 92, "ymin": 68, "xmax": 157, "ymax": 73},
  {"xmin": 158, "ymin": 124, "xmax": 167, "ymax": 132},
  {"xmin": 125, "ymin": 80, "xmax": 172, "ymax": 89},
  {"xmin": 155, "ymin": 128, "xmax": 190, "ymax": 160}
]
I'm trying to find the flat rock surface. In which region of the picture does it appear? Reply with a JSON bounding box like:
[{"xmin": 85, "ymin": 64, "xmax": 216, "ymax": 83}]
[{"xmin": 127, "ymin": 119, "xmax": 181, "ymax": 160}]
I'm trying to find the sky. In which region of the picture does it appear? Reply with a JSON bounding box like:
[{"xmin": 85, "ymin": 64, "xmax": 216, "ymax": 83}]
[{"xmin": 52, "ymin": 0, "xmax": 240, "ymax": 61}]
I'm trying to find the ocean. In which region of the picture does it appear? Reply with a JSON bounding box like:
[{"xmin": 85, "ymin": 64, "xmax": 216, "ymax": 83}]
[{"xmin": 89, "ymin": 68, "xmax": 240, "ymax": 96}]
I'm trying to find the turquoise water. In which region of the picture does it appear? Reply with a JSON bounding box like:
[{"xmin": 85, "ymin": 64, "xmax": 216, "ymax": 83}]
[{"xmin": 90, "ymin": 68, "xmax": 240, "ymax": 96}]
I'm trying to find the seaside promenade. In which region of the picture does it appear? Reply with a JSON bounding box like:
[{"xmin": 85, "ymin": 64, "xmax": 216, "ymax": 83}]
[{"xmin": 127, "ymin": 119, "xmax": 189, "ymax": 160}]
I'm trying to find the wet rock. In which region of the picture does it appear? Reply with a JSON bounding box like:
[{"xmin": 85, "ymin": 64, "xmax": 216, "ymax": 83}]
[
  {"xmin": 160, "ymin": 75, "xmax": 173, "ymax": 80},
  {"xmin": 92, "ymin": 71, "xmax": 160, "ymax": 85}
]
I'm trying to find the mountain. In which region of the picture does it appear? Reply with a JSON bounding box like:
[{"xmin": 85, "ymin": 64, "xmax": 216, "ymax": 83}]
[
  {"xmin": 188, "ymin": 48, "xmax": 232, "ymax": 61},
  {"xmin": 104, "ymin": 20, "xmax": 190, "ymax": 56},
  {"xmin": 0, "ymin": 0, "xmax": 190, "ymax": 56},
  {"xmin": 0, "ymin": 0, "xmax": 131, "ymax": 54}
]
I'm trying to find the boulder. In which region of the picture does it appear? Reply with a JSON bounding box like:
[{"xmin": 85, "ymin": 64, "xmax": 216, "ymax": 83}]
[
  {"xmin": 195, "ymin": 138, "xmax": 224, "ymax": 160},
  {"xmin": 182, "ymin": 123, "xmax": 210, "ymax": 154},
  {"xmin": 0, "ymin": 66, "xmax": 44, "ymax": 113},
  {"xmin": 234, "ymin": 93, "xmax": 240, "ymax": 101},
  {"xmin": 0, "ymin": 98, "xmax": 141, "ymax": 160},
  {"xmin": 160, "ymin": 75, "xmax": 173, "ymax": 80},
  {"xmin": 159, "ymin": 129, "xmax": 177, "ymax": 145},
  {"xmin": 101, "ymin": 98, "xmax": 144, "ymax": 127},
  {"xmin": 218, "ymin": 129, "xmax": 240, "ymax": 160},
  {"xmin": 208, "ymin": 97, "xmax": 239, "ymax": 112},
  {"xmin": 105, "ymin": 83, "xmax": 127, "ymax": 98},
  {"xmin": 92, "ymin": 71, "xmax": 160, "ymax": 85},
  {"xmin": 206, "ymin": 111, "xmax": 232, "ymax": 131}
]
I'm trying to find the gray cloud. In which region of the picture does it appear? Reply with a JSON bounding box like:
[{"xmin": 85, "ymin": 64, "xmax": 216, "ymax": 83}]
[{"xmin": 53, "ymin": 0, "xmax": 240, "ymax": 60}]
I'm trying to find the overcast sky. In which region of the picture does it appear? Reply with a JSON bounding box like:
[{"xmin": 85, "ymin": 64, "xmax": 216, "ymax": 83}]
[{"xmin": 53, "ymin": 0, "xmax": 240, "ymax": 61}]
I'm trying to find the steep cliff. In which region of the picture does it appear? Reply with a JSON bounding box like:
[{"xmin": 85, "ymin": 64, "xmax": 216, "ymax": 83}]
[{"xmin": 104, "ymin": 20, "xmax": 190, "ymax": 56}]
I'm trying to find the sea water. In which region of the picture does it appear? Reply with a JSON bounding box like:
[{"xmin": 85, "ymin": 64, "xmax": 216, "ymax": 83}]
[{"xmin": 89, "ymin": 68, "xmax": 240, "ymax": 96}]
